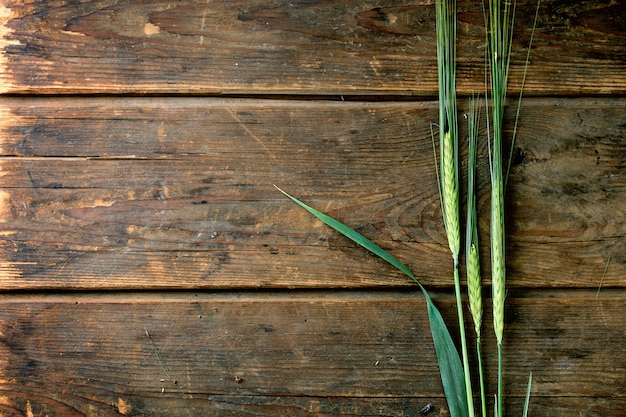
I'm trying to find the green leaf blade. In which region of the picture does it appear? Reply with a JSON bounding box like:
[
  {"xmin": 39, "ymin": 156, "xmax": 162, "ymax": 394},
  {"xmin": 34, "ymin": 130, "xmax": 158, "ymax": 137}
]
[
  {"xmin": 276, "ymin": 185, "xmax": 469, "ymax": 417},
  {"xmin": 522, "ymin": 371, "xmax": 533, "ymax": 417},
  {"xmin": 422, "ymin": 288, "xmax": 470, "ymax": 417},
  {"xmin": 274, "ymin": 185, "xmax": 416, "ymax": 281}
]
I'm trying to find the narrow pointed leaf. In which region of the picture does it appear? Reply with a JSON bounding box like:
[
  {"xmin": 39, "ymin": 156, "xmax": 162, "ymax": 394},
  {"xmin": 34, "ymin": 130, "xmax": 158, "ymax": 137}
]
[
  {"xmin": 422, "ymin": 288, "xmax": 470, "ymax": 417},
  {"xmin": 522, "ymin": 372, "xmax": 533, "ymax": 417},
  {"xmin": 274, "ymin": 185, "xmax": 416, "ymax": 280},
  {"xmin": 276, "ymin": 185, "xmax": 468, "ymax": 417}
]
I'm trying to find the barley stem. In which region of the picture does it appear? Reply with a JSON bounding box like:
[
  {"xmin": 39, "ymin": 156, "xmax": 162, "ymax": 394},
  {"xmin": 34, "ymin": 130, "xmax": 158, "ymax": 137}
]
[
  {"xmin": 452, "ymin": 262, "xmax": 474, "ymax": 417},
  {"xmin": 498, "ymin": 342, "xmax": 503, "ymax": 417},
  {"xmin": 477, "ymin": 339, "xmax": 486, "ymax": 417}
]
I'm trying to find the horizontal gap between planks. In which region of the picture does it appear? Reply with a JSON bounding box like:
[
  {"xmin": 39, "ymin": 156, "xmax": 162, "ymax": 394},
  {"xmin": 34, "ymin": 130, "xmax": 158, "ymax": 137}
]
[
  {"xmin": 0, "ymin": 287, "xmax": 623, "ymax": 303},
  {"xmin": 0, "ymin": 94, "xmax": 442, "ymax": 108},
  {"xmin": 3, "ymin": 94, "xmax": 626, "ymax": 105}
]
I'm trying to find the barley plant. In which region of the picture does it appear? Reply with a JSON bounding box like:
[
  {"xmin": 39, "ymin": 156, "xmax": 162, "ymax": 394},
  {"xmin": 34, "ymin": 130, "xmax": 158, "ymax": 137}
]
[
  {"xmin": 485, "ymin": 0, "xmax": 513, "ymax": 359},
  {"xmin": 436, "ymin": 1, "xmax": 474, "ymax": 415},
  {"xmin": 277, "ymin": 0, "xmax": 539, "ymax": 415},
  {"xmin": 484, "ymin": 1, "xmax": 538, "ymax": 415}
]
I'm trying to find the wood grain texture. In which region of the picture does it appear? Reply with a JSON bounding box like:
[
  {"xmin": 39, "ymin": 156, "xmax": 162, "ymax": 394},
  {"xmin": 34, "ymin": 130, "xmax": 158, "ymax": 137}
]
[
  {"xmin": 0, "ymin": 97, "xmax": 623, "ymax": 290},
  {"xmin": 0, "ymin": 292, "xmax": 623, "ymax": 416},
  {"xmin": 1, "ymin": 1, "xmax": 625, "ymax": 415},
  {"xmin": 1, "ymin": 0, "xmax": 625, "ymax": 95}
]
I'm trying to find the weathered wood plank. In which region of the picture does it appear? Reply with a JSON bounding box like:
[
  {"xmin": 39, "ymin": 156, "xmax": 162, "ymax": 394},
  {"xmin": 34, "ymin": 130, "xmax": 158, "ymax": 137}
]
[
  {"xmin": 0, "ymin": 390, "xmax": 621, "ymax": 417},
  {"xmin": 1, "ymin": 0, "xmax": 625, "ymax": 95},
  {"xmin": 0, "ymin": 97, "xmax": 623, "ymax": 290},
  {"xmin": 0, "ymin": 292, "xmax": 623, "ymax": 416}
]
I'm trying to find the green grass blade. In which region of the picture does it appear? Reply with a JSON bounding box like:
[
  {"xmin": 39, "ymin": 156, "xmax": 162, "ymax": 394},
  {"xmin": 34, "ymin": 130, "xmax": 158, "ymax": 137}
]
[
  {"xmin": 146, "ymin": 330, "xmax": 170, "ymax": 378},
  {"xmin": 276, "ymin": 185, "xmax": 468, "ymax": 417},
  {"xmin": 275, "ymin": 185, "xmax": 416, "ymax": 281},
  {"xmin": 522, "ymin": 371, "xmax": 533, "ymax": 417}
]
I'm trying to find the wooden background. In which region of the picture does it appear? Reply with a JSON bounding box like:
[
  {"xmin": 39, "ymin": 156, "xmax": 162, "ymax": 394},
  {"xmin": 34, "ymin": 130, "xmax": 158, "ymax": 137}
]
[{"xmin": 0, "ymin": 1, "xmax": 624, "ymax": 416}]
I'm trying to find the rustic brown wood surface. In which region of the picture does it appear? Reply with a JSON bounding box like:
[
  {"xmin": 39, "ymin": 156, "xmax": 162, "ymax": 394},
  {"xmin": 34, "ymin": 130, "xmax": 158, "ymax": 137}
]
[{"xmin": 0, "ymin": 1, "xmax": 625, "ymax": 416}]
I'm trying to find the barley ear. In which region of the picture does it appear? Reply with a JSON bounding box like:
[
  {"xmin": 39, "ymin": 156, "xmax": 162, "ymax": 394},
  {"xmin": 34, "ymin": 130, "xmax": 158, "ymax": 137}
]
[
  {"xmin": 441, "ymin": 130, "xmax": 460, "ymax": 259},
  {"xmin": 466, "ymin": 95, "xmax": 483, "ymax": 338},
  {"xmin": 491, "ymin": 178, "xmax": 506, "ymax": 345},
  {"xmin": 467, "ymin": 243, "xmax": 483, "ymax": 336}
]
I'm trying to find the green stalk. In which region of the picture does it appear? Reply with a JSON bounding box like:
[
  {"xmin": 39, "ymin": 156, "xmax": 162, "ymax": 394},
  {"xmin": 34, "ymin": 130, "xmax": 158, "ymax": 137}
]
[
  {"xmin": 453, "ymin": 263, "xmax": 474, "ymax": 417},
  {"xmin": 436, "ymin": 1, "xmax": 474, "ymax": 416},
  {"xmin": 477, "ymin": 340, "xmax": 486, "ymax": 417},
  {"xmin": 497, "ymin": 343, "xmax": 504, "ymax": 417},
  {"xmin": 522, "ymin": 372, "xmax": 533, "ymax": 417}
]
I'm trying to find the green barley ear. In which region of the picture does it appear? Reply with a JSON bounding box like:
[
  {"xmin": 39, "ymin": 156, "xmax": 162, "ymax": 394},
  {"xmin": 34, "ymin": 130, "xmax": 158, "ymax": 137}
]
[
  {"xmin": 491, "ymin": 186, "xmax": 506, "ymax": 347},
  {"xmin": 466, "ymin": 97, "xmax": 483, "ymax": 338},
  {"xmin": 436, "ymin": 0, "xmax": 459, "ymax": 264},
  {"xmin": 441, "ymin": 130, "xmax": 460, "ymax": 259},
  {"xmin": 485, "ymin": 0, "xmax": 512, "ymax": 353},
  {"xmin": 484, "ymin": 1, "xmax": 541, "ymax": 415},
  {"xmin": 466, "ymin": 96, "xmax": 486, "ymax": 417},
  {"xmin": 467, "ymin": 244, "xmax": 482, "ymax": 335},
  {"xmin": 437, "ymin": 0, "xmax": 460, "ymax": 263}
]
